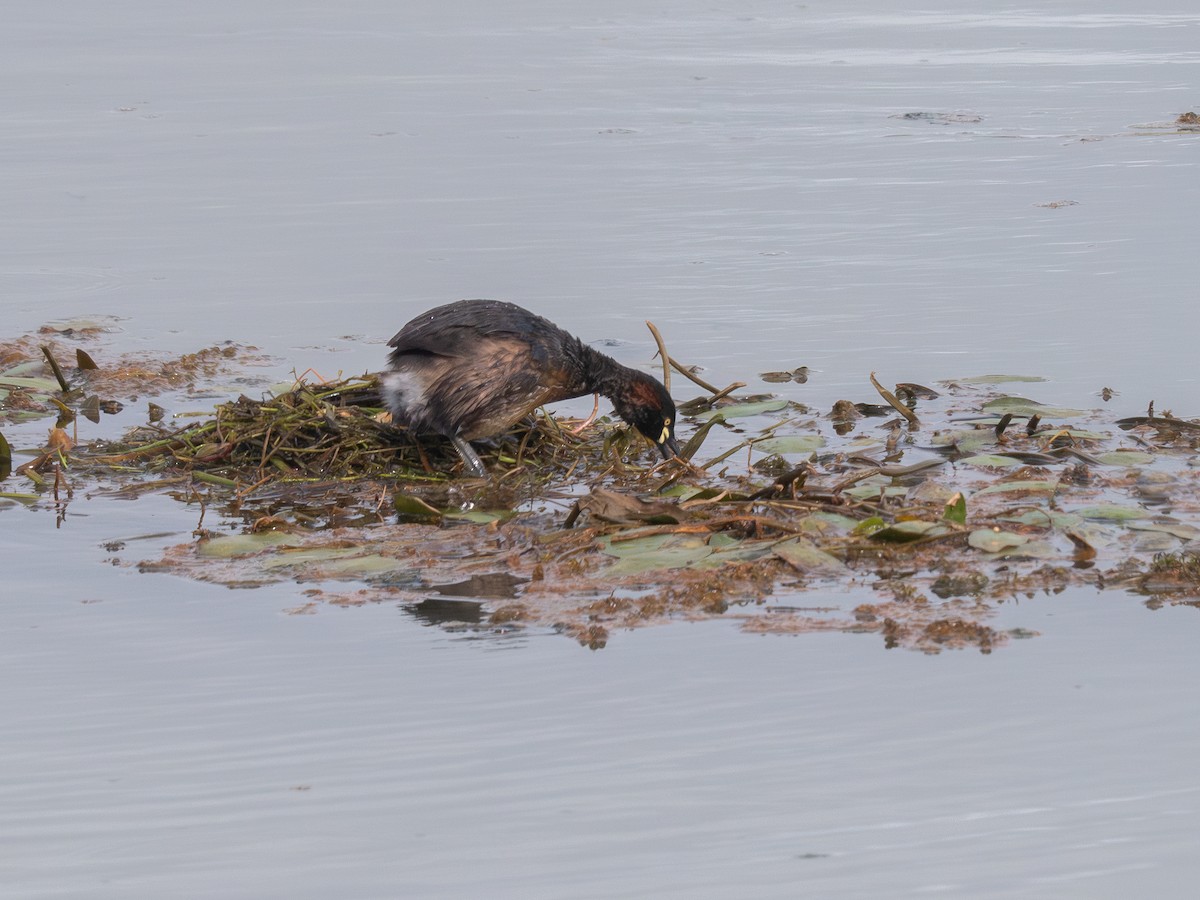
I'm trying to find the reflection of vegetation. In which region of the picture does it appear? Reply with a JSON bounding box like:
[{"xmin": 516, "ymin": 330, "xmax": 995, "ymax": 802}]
[
  {"xmin": 1137, "ymin": 552, "xmax": 1200, "ymax": 602},
  {"xmin": 5, "ymin": 331, "xmax": 1200, "ymax": 653}
]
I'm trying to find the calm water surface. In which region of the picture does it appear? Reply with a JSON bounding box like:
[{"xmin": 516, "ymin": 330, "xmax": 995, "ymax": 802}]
[{"xmin": 3, "ymin": 2, "xmax": 1200, "ymax": 897}]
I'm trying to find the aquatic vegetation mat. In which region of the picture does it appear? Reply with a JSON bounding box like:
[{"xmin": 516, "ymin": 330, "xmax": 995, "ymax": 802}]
[{"xmin": 5, "ymin": 328, "xmax": 1200, "ymax": 653}]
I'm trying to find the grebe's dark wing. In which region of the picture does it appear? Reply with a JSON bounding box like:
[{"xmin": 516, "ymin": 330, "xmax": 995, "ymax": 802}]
[{"xmin": 387, "ymin": 300, "xmax": 546, "ymax": 356}]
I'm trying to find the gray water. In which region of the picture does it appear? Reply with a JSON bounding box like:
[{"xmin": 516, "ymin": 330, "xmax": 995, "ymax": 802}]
[{"xmin": 3, "ymin": 2, "xmax": 1200, "ymax": 897}]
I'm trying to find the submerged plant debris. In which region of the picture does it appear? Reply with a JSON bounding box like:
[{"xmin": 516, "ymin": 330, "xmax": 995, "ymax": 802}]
[{"xmin": 5, "ymin": 326, "xmax": 1200, "ymax": 653}]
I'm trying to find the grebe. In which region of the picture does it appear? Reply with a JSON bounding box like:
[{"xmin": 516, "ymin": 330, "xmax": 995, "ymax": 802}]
[{"xmin": 383, "ymin": 299, "xmax": 679, "ymax": 476}]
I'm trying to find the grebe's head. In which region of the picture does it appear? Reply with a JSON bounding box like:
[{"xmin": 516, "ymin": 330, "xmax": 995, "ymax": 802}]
[{"xmin": 613, "ymin": 373, "xmax": 680, "ymax": 460}]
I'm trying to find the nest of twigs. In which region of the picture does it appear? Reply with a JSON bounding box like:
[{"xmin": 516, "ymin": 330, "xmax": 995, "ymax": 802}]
[{"xmin": 83, "ymin": 376, "xmax": 650, "ymax": 488}]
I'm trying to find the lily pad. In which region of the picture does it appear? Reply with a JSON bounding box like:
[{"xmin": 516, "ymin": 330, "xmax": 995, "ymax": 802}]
[
  {"xmin": 696, "ymin": 541, "xmax": 774, "ymax": 569},
  {"xmin": 1002, "ymin": 510, "xmax": 1083, "ymax": 529},
  {"xmin": 443, "ymin": 508, "xmax": 514, "ymax": 525},
  {"xmin": 1073, "ymin": 504, "xmax": 1151, "ymax": 522},
  {"xmin": 0, "ymin": 374, "xmax": 62, "ymax": 392},
  {"xmin": 196, "ymin": 532, "xmax": 297, "ymax": 558},
  {"xmin": 983, "ymin": 539, "xmax": 1061, "ymax": 560},
  {"xmin": 928, "ymin": 429, "xmax": 995, "ymax": 454},
  {"xmin": 1097, "ymin": 450, "xmax": 1155, "ymax": 467},
  {"xmin": 975, "ymin": 480, "xmax": 1059, "ymax": 496},
  {"xmin": 1127, "ymin": 520, "xmax": 1200, "ymax": 541},
  {"xmin": 260, "ymin": 546, "xmax": 365, "ymax": 569},
  {"xmin": 872, "ymin": 520, "xmax": 949, "ymax": 542},
  {"xmin": 753, "ymin": 434, "xmax": 826, "ymax": 455},
  {"xmin": 600, "ymin": 533, "xmax": 713, "ymax": 574},
  {"xmin": 394, "ymin": 493, "xmax": 442, "ymax": 522},
  {"xmin": 955, "ymin": 375, "xmax": 1048, "ymax": 385},
  {"xmin": 695, "ymin": 398, "xmax": 790, "ymax": 421},
  {"xmin": 968, "ymin": 529, "xmax": 1029, "ymax": 553},
  {"xmin": 842, "ymin": 481, "xmax": 909, "ymax": 501},
  {"xmin": 981, "ymin": 397, "xmax": 1085, "ymax": 419},
  {"xmin": 773, "ymin": 538, "xmax": 850, "ymax": 576},
  {"xmin": 959, "ymin": 454, "xmax": 1024, "ymax": 468},
  {"xmin": 798, "ymin": 511, "xmax": 861, "ymax": 535},
  {"xmin": 311, "ymin": 555, "xmax": 410, "ymax": 577}
]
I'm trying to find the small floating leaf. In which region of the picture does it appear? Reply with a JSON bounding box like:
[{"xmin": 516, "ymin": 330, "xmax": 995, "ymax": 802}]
[
  {"xmin": 773, "ymin": 538, "xmax": 849, "ymax": 576},
  {"xmin": 853, "ymin": 516, "xmax": 887, "ymax": 536},
  {"xmin": 975, "ymin": 480, "xmax": 1059, "ymax": 496},
  {"xmin": 696, "ymin": 541, "xmax": 774, "ymax": 569},
  {"xmin": 1097, "ymin": 450, "xmax": 1155, "ymax": 467},
  {"xmin": 694, "ymin": 398, "xmax": 789, "ymax": 420},
  {"xmin": 842, "ymin": 482, "xmax": 908, "ymax": 501},
  {"xmin": 943, "ymin": 492, "xmax": 967, "ymax": 525},
  {"xmin": 196, "ymin": 532, "xmax": 296, "ymax": 558},
  {"xmin": 600, "ymin": 533, "xmax": 713, "ymax": 574},
  {"xmin": 1127, "ymin": 520, "xmax": 1200, "ymax": 541},
  {"xmin": 959, "ymin": 454, "xmax": 1024, "ymax": 468},
  {"xmin": 0, "ymin": 374, "xmax": 62, "ymax": 392},
  {"xmin": 799, "ymin": 511, "xmax": 860, "ymax": 535},
  {"xmin": 872, "ymin": 520, "xmax": 948, "ymax": 542},
  {"xmin": 955, "ymin": 375, "xmax": 1048, "ymax": 385},
  {"xmin": 443, "ymin": 508, "xmax": 514, "ymax": 525},
  {"xmin": 753, "ymin": 434, "xmax": 825, "ymax": 455},
  {"xmin": 1002, "ymin": 510, "xmax": 1083, "ymax": 529},
  {"xmin": 928, "ymin": 429, "xmax": 995, "ymax": 454},
  {"xmin": 981, "ymin": 397, "xmax": 1085, "ymax": 418},
  {"xmin": 260, "ymin": 546, "xmax": 364, "ymax": 568},
  {"xmin": 968, "ymin": 529, "xmax": 1029, "ymax": 552},
  {"xmin": 75, "ymin": 349, "xmax": 99, "ymax": 370},
  {"xmin": 1072, "ymin": 504, "xmax": 1150, "ymax": 522},
  {"xmin": 394, "ymin": 493, "xmax": 442, "ymax": 522},
  {"xmin": 314, "ymin": 555, "xmax": 411, "ymax": 577}
]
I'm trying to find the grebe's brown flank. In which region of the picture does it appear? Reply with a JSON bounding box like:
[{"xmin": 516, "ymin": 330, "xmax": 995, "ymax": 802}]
[{"xmin": 382, "ymin": 299, "xmax": 679, "ymax": 476}]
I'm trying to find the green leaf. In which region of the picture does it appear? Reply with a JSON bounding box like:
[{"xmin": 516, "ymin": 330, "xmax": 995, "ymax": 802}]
[
  {"xmin": 799, "ymin": 511, "xmax": 861, "ymax": 535},
  {"xmin": 872, "ymin": 520, "xmax": 948, "ymax": 542},
  {"xmin": 313, "ymin": 555, "xmax": 411, "ymax": 577},
  {"xmin": 968, "ymin": 529, "xmax": 1029, "ymax": 552},
  {"xmin": 929, "ymin": 429, "xmax": 995, "ymax": 454},
  {"xmin": 196, "ymin": 532, "xmax": 297, "ymax": 558},
  {"xmin": 0, "ymin": 492, "xmax": 39, "ymax": 503},
  {"xmin": 842, "ymin": 482, "xmax": 908, "ymax": 501},
  {"xmin": 1072, "ymin": 504, "xmax": 1150, "ymax": 522},
  {"xmin": 975, "ymin": 480, "xmax": 1059, "ymax": 496},
  {"xmin": 443, "ymin": 508, "xmax": 514, "ymax": 524},
  {"xmin": 852, "ymin": 516, "xmax": 887, "ymax": 536},
  {"xmin": 959, "ymin": 454, "xmax": 1023, "ymax": 468},
  {"xmin": 1127, "ymin": 520, "xmax": 1200, "ymax": 541},
  {"xmin": 752, "ymin": 434, "xmax": 826, "ymax": 455},
  {"xmin": 955, "ymin": 374, "xmax": 1048, "ymax": 385},
  {"xmin": 694, "ymin": 398, "xmax": 790, "ymax": 420},
  {"xmin": 943, "ymin": 492, "xmax": 967, "ymax": 525},
  {"xmin": 260, "ymin": 547, "xmax": 365, "ymax": 568},
  {"xmin": 1097, "ymin": 450, "xmax": 1155, "ymax": 467},
  {"xmin": 394, "ymin": 493, "xmax": 442, "ymax": 522},
  {"xmin": 0, "ymin": 374, "xmax": 62, "ymax": 392},
  {"xmin": 772, "ymin": 539, "xmax": 849, "ymax": 576},
  {"xmin": 601, "ymin": 534, "xmax": 713, "ymax": 574},
  {"xmin": 1001, "ymin": 510, "xmax": 1083, "ymax": 529},
  {"xmin": 981, "ymin": 397, "xmax": 1085, "ymax": 418},
  {"xmin": 695, "ymin": 541, "xmax": 774, "ymax": 569}
]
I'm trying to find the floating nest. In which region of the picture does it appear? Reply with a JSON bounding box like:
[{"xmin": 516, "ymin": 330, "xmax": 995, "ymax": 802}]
[{"xmin": 6, "ymin": 335, "xmax": 1200, "ymax": 653}]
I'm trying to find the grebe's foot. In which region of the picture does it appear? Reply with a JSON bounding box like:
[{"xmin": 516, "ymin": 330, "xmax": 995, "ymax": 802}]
[{"xmin": 451, "ymin": 435, "xmax": 488, "ymax": 478}]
